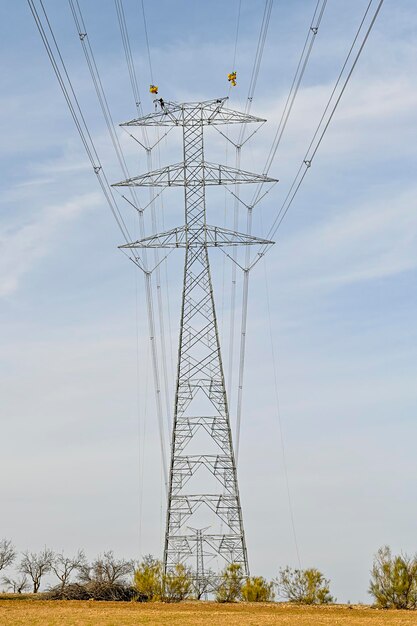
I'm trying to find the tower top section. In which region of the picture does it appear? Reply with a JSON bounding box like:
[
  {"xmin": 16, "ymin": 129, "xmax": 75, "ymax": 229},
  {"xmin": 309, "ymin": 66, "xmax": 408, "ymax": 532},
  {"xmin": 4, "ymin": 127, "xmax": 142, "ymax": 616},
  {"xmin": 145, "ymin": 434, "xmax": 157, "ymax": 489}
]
[{"xmin": 120, "ymin": 97, "xmax": 266, "ymax": 127}]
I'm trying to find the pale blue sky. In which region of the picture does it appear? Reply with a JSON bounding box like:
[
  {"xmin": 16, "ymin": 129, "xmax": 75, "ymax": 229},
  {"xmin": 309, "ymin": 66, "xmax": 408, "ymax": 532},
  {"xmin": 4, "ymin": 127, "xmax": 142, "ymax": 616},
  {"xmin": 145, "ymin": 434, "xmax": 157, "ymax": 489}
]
[{"xmin": 1, "ymin": 0, "xmax": 416, "ymax": 603}]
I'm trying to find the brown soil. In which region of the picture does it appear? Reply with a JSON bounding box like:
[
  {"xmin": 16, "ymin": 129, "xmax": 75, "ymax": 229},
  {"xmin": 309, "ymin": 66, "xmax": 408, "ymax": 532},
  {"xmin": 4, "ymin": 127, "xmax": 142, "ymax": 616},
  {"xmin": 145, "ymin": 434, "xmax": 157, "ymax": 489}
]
[{"xmin": 0, "ymin": 599, "xmax": 415, "ymax": 626}]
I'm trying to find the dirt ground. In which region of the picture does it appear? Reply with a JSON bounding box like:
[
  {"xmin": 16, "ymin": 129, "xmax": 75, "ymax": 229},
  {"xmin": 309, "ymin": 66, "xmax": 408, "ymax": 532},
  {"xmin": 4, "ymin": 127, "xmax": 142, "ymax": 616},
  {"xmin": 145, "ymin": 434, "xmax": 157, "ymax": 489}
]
[{"xmin": 0, "ymin": 599, "xmax": 416, "ymax": 626}]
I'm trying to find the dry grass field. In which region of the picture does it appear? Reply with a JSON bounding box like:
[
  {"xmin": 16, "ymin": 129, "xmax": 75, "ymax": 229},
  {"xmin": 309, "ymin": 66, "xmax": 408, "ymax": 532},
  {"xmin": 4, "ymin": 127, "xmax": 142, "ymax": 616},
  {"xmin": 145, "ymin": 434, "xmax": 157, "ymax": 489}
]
[{"xmin": 0, "ymin": 599, "xmax": 416, "ymax": 626}]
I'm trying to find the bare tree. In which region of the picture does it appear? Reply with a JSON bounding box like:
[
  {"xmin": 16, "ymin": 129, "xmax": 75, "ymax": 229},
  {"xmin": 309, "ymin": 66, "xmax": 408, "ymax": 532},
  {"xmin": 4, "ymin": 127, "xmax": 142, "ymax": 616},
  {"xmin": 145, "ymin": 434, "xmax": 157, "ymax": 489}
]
[
  {"xmin": 2, "ymin": 574, "xmax": 30, "ymax": 594},
  {"xmin": 78, "ymin": 551, "xmax": 133, "ymax": 585},
  {"xmin": 51, "ymin": 550, "xmax": 86, "ymax": 592},
  {"xmin": 19, "ymin": 548, "xmax": 54, "ymax": 593},
  {"xmin": 0, "ymin": 539, "xmax": 16, "ymax": 572}
]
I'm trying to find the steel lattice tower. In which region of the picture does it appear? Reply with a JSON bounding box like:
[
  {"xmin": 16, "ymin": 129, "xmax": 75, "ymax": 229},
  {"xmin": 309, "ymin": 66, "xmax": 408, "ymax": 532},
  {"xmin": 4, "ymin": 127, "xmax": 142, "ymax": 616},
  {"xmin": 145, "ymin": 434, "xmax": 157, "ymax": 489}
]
[{"xmin": 114, "ymin": 98, "xmax": 276, "ymax": 585}]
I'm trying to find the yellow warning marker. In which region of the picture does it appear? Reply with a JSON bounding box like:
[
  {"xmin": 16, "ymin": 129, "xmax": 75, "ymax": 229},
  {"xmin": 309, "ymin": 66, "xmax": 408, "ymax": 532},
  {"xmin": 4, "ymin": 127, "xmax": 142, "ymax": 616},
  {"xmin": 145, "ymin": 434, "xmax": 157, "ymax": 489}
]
[{"xmin": 227, "ymin": 71, "xmax": 237, "ymax": 87}]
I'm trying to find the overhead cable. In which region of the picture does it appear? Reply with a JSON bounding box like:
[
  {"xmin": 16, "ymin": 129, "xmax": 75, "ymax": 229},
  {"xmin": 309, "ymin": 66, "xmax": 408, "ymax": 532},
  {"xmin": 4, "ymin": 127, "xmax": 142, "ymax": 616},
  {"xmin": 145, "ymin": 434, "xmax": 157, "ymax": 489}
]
[
  {"xmin": 255, "ymin": 0, "xmax": 385, "ymax": 261},
  {"xmin": 235, "ymin": 0, "xmax": 275, "ymax": 461},
  {"xmin": 228, "ymin": 0, "xmax": 274, "ymax": 417},
  {"xmin": 27, "ymin": 0, "xmax": 134, "ymax": 251},
  {"xmin": 114, "ymin": 0, "xmax": 143, "ymax": 117},
  {"xmin": 114, "ymin": 1, "xmax": 150, "ymax": 149},
  {"xmin": 139, "ymin": 2, "xmax": 174, "ymax": 431},
  {"xmin": 137, "ymin": 2, "xmax": 174, "ymax": 440},
  {"xmin": 263, "ymin": 256, "xmax": 302, "ymax": 568},
  {"xmin": 251, "ymin": 0, "xmax": 328, "ymax": 207},
  {"xmin": 68, "ymin": 0, "xmax": 143, "ymax": 218},
  {"xmin": 236, "ymin": 0, "xmax": 326, "ymax": 449},
  {"xmin": 238, "ymin": 0, "xmax": 273, "ymax": 144},
  {"xmin": 116, "ymin": 0, "xmax": 172, "ymax": 487},
  {"xmin": 116, "ymin": 0, "xmax": 173, "ymax": 437},
  {"xmin": 27, "ymin": 0, "xmax": 168, "ymax": 489},
  {"xmin": 232, "ymin": 0, "xmax": 242, "ymax": 72},
  {"xmin": 140, "ymin": 0, "xmax": 154, "ymax": 84}
]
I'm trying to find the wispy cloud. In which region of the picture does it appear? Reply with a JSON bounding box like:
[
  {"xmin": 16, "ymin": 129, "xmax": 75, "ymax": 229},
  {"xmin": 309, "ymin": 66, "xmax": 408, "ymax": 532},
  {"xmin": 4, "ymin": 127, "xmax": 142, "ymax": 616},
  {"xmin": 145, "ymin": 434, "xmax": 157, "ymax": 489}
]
[
  {"xmin": 272, "ymin": 184, "xmax": 417, "ymax": 292},
  {"xmin": 0, "ymin": 192, "xmax": 100, "ymax": 297}
]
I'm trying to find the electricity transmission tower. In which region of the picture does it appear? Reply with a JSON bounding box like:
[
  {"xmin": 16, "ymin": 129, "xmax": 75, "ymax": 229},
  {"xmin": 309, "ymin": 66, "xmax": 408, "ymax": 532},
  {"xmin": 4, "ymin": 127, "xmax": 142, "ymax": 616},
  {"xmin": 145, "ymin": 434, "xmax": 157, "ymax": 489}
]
[{"xmin": 114, "ymin": 98, "xmax": 275, "ymax": 586}]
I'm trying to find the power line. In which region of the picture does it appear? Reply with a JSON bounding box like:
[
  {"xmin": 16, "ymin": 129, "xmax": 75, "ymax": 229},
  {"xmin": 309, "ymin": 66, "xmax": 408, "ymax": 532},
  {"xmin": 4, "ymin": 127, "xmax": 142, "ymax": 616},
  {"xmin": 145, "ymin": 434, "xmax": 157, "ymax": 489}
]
[
  {"xmin": 263, "ymin": 255, "xmax": 302, "ymax": 568},
  {"xmin": 229, "ymin": 0, "xmax": 274, "ymax": 424},
  {"xmin": 140, "ymin": 0, "xmax": 154, "ymax": 84},
  {"xmin": 27, "ymin": 0, "xmax": 134, "ymax": 250},
  {"xmin": 236, "ymin": 0, "xmax": 381, "ymax": 570},
  {"xmin": 139, "ymin": 0, "xmax": 174, "ymax": 430},
  {"xmin": 235, "ymin": 0, "xmax": 327, "ymax": 398},
  {"xmin": 232, "ymin": 0, "xmax": 242, "ymax": 72},
  {"xmin": 27, "ymin": 0, "xmax": 169, "ymax": 490},
  {"xmin": 251, "ymin": 0, "xmax": 328, "ymax": 207},
  {"xmin": 246, "ymin": 0, "xmax": 384, "ymax": 567},
  {"xmin": 68, "ymin": 0, "xmax": 143, "ymax": 217},
  {"xmin": 68, "ymin": 2, "xmax": 172, "ymax": 454},
  {"xmin": 113, "ymin": 1, "xmax": 150, "ymax": 149},
  {"xmin": 255, "ymin": 0, "xmax": 384, "ymax": 258},
  {"xmin": 114, "ymin": 0, "xmax": 143, "ymax": 117},
  {"xmin": 68, "ymin": 0, "xmax": 171, "ymax": 424},
  {"xmin": 135, "ymin": 269, "xmax": 150, "ymax": 557},
  {"xmin": 241, "ymin": 0, "xmax": 273, "ymax": 126},
  {"xmin": 135, "ymin": 1, "xmax": 175, "ymax": 442},
  {"xmin": 114, "ymin": 0, "xmax": 173, "ymax": 458}
]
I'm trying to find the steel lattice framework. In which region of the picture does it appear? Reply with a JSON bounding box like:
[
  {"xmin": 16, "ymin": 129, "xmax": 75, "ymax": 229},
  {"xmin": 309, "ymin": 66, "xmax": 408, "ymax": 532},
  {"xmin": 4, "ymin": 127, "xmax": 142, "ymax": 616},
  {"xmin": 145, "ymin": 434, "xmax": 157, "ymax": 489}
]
[{"xmin": 113, "ymin": 98, "xmax": 276, "ymax": 586}]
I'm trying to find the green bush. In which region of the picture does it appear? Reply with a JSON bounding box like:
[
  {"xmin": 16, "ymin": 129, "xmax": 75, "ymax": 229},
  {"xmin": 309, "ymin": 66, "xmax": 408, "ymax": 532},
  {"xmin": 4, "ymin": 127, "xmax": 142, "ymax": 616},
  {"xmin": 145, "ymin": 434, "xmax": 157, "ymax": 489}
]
[
  {"xmin": 134, "ymin": 557, "xmax": 193, "ymax": 602},
  {"xmin": 163, "ymin": 563, "xmax": 193, "ymax": 602},
  {"xmin": 369, "ymin": 546, "xmax": 417, "ymax": 609},
  {"xmin": 215, "ymin": 563, "xmax": 243, "ymax": 603},
  {"xmin": 241, "ymin": 575, "xmax": 274, "ymax": 602},
  {"xmin": 275, "ymin": 566, "xmax": 334, "ymax": 604},
  {"xmin": 133, "ymin": 555, "xmax": 164, "ymax": 601}
]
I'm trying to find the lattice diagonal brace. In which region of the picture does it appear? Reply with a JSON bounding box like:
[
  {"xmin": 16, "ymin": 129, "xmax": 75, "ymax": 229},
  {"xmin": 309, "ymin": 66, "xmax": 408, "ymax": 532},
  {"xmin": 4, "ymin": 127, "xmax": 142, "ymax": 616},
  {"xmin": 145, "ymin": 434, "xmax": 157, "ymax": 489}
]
[{"xmin": 113, "ymin": 99, "xmax": 277, "ymax": 580}]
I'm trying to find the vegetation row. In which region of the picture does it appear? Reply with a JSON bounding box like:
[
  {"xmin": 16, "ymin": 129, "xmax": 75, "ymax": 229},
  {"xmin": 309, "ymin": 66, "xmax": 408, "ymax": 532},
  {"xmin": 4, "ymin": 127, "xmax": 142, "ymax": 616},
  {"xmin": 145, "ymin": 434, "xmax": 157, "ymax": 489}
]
[{"xmin": 1, "ymin": 540, "xmax": 416, "ymax": 608}]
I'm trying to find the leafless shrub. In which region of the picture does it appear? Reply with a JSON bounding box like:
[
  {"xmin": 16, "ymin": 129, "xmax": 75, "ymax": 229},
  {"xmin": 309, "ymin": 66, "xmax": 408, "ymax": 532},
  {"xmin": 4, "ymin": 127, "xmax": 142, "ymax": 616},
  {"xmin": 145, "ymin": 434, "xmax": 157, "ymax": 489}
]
[
  {"xmin": 77, "ymin": 551, "xmax": 133, "ymax": 585},
  {"xmin": 46, "ymin": 580, "xmax": 138, "ymax": 601},
  {"xmin": 45, "ymin": 551, "xmax": 137, "ymax": 601},
  {"xmin": 2, "ymin": 574, "xmax": 30, "ymax": 594}
]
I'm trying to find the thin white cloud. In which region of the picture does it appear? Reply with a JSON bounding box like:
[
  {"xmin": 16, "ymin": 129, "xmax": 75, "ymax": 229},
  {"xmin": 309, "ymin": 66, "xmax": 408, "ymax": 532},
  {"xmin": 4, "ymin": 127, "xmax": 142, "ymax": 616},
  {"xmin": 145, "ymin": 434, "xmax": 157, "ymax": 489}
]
[
  {"xmin": 271, "ymin": 184, "xmax": 417, "ymax": 292},
  {"xmin": 0, "ymin": 192, "xmax": 100, "ymax": 297},
  {"xmin": 254, "ymin": 71, "xmax": 417, "ymax": 172},
  {"xmin": 14, "ymin": 177, "xmax": 55, "ymax": 189}
]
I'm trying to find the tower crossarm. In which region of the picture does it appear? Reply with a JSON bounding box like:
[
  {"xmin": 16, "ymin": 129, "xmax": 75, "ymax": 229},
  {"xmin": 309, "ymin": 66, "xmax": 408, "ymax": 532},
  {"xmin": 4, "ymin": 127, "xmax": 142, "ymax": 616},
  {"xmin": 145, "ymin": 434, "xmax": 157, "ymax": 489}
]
[
  {"xmin": 120, "ymin": 98, "xmax": 266, "ymax": 127},
  {"xmin": 119, "ymin": 224, "xmax": 274, "ymax": 249},
  {"xmin": 112, "ymin": 161, "xmax": 277, "ymax": 188}
]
